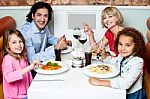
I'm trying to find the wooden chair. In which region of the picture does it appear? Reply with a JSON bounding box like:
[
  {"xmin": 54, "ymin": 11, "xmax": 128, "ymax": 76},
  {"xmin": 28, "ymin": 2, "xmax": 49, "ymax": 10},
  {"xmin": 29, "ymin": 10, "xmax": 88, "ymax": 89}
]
[
  {"xmin": 144, "ymin": 42, "xmax": 150, "ymax": 99},
  {"xmin": 0, "ymin": 16, "xmax": 16, "ymax": 99}
]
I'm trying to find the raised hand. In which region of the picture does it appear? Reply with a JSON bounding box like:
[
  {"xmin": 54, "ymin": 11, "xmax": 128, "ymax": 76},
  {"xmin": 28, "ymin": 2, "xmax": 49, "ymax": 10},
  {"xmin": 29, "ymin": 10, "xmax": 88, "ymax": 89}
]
[{"xmin": 83, "ymin": 21, "xmax": 93, "ymax": 36}]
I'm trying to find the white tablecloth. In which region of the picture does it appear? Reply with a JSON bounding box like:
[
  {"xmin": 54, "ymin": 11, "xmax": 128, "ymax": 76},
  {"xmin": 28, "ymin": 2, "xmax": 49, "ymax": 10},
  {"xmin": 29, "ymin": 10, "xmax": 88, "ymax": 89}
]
[{"xmin": 27, "ymin": 52, "xmax": 126, "ymax": 99}]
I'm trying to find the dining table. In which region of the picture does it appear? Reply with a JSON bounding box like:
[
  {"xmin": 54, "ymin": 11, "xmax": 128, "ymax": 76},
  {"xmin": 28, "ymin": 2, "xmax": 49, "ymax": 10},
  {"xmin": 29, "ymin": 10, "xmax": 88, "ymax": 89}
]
[{"xmin": 27, "ymin": 49, "xmax": 126, "ymax": 99}]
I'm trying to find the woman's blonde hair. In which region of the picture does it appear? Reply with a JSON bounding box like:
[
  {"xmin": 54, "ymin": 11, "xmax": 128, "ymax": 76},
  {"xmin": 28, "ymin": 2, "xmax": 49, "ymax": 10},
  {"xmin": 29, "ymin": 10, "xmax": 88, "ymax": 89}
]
[
  {"xmin": 101, "ymin": 7, "xmax": 124, "ymax": 28},
  {"xmin": 3, "ymin": 29, "xmax": 27, "ymax": 60}
]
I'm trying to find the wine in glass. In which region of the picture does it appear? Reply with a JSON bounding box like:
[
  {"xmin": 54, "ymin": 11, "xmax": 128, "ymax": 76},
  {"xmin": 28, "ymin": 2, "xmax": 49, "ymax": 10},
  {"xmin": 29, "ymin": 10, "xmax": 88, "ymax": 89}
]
[{"xmin": 79, "ymin": 33, "xmax": 87, "ymax": 53}]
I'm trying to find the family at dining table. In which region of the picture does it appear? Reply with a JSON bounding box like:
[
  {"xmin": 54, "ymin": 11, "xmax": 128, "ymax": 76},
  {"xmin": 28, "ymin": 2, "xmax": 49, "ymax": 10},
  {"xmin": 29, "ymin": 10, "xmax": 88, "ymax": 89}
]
[{"xmin": 1, "ymin": 1, "xmax": 148, "ymax": 99}]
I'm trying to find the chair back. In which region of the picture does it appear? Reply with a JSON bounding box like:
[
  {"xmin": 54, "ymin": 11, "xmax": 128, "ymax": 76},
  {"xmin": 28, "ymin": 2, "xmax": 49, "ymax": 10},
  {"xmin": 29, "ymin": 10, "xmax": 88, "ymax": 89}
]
[
  {"xmin": 0, "ymin": 16, "xmax": 16, "ymax": 99},
  {"xmin": 144, "ymin": 42, "xmax": 150, "ymax": 99},
  {"xmin": 0, "ymin": 16, "xmax": 16, "ymax": 83}
]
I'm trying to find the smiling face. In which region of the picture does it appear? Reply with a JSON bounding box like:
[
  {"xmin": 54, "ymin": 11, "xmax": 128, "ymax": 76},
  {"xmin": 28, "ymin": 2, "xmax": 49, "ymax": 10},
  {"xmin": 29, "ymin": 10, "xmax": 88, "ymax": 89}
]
[
  {"xmin": 118, "ymin": 35, "xmax": 135, "ymax": 58},
  {"xmin": 32, "ymin": 8, "xmax": 49, "ymax": 31},
  {"xmin": 8, "ymin": 34, "xmax": 24, "ymax": 54},
  {"xmin": 102, "ymin": 14, "xmax": 119, "ymax": 29}
]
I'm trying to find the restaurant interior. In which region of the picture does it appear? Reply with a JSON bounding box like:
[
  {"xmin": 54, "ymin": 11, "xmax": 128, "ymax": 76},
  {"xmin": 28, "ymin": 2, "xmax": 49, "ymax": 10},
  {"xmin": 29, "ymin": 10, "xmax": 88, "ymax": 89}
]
[{"xmin": 0, "ymin": 0, "xmax": 150, "ymax": 99}]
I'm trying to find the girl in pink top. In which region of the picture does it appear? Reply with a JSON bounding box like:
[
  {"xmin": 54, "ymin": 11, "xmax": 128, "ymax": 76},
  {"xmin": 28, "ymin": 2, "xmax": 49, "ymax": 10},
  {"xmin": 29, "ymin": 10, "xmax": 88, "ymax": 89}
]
[
  {"xmin": 2, "ymin": 29, "xmax": 41, "ymax": 99},
  {"xmin": 84, "ymin": 7, "xmax": 124, "ymax": 56}
]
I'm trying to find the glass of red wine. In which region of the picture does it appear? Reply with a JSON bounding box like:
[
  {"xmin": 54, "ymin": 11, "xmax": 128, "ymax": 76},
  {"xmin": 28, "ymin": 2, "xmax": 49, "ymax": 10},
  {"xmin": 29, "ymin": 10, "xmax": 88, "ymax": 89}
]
[
  {"xmin": 73, "ymin": 27, "xmax": 81, "ymax": 39},
  {"xmin": 79, "ymin": 33, "xmax": 87, "ymax": 53},
  {"xmin": 73, "ymin": 27, "xmax": 81, "ymax": 56}
]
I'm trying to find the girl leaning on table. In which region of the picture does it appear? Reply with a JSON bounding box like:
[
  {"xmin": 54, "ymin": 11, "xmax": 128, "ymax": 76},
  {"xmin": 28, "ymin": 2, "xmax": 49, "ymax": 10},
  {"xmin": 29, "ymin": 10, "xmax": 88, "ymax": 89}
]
[
  {"xmin": 2, "ymin": 29, "xmax": 41, "ymax": 99},
  {"xmin": 89, "ymin": 27, "xmax": 147, "ymax": 99}
]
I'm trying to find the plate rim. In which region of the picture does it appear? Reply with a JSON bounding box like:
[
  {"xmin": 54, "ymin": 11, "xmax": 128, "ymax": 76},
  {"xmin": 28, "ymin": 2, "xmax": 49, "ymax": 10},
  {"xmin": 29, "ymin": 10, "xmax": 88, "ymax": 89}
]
[
  {"xmin": 83, "ymin": 63, "xmax": 119, "ymax": 78},
  {"xmin": 35, "ymin": 60, "xmax": 69, "ymax": 74},
  {"xmin": 61, "ymin": 46, "xmax": 73, "ymax": 54}
]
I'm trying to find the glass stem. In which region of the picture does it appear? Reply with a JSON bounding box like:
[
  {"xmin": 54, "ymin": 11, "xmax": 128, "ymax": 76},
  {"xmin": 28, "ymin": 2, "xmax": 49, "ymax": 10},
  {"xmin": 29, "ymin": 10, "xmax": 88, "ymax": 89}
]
[
  {"xmin": 81, "ymin": 44, "xmax": 85, "ymax": 53},
  {"xmin": 77, "ymin": 39, "xmax": 79, "ymax": 56}
]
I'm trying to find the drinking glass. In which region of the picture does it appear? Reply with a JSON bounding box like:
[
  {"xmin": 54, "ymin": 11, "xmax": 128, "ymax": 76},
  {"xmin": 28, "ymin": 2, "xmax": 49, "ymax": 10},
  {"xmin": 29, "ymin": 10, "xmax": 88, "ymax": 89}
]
[
  {"xmin": 54, "ymin": 49, "xmax": 61, "ymax": 61},
  {"xmin": 73, "ymin": 27, "xmax": 81, "ymax": 56},
  {"xmin": 85, "ymin": 51, "xmax": 92, "ymax": 66},
  {"xmin": 79, "ymin": 33, "xmax": 87, "ymax": 53}
]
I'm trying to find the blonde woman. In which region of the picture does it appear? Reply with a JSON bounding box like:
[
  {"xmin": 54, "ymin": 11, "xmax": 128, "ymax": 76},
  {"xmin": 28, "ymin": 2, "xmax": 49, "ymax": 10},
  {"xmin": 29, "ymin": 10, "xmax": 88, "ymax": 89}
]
[{"xmin": 84, "ymin": 6, "xmax": 124, "ymax": 56}]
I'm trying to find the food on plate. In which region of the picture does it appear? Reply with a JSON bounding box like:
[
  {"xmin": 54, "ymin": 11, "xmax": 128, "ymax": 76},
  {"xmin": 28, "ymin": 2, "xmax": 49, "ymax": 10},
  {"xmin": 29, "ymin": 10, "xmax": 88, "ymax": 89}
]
[
  {"xmin": 91, "ymin": 50, "xmax": 101, "ymax": 59},
  {"xmin": 42, "ymin": 61, "xmax": 61, "ymax": 70},
  {"xmin": 92, "ymin": 50, "xmax": 97, "ymax": 57},
  {"xmin": 88, "ymin": 64, "xmax": 112, "ymax": 74}
]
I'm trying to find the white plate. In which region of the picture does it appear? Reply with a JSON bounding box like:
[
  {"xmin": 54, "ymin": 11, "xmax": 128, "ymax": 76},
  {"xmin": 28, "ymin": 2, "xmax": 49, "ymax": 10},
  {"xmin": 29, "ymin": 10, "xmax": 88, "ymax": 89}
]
[
  {"xmin": 35, "ymin": 60, "xmax": 69, "ymax": 74},
  {"xmin": 61, "ymin": 46, "xmax": 73, "ymax": 54},
  {"xmin": 82, "ymin": 63, "xmax": 119, "ymax": 78}
]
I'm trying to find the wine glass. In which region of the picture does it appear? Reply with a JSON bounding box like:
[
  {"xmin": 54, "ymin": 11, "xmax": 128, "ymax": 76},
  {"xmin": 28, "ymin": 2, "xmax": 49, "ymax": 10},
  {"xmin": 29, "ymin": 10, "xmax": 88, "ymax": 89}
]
[
  {"xmin": 73, "ymin": 27, "xmax": 81, "ymax": 40},
  {"xmin": 73, "ymin": 27, "xmax": 81, "ymax": 56},
  {"xmin": 79, "ymin": 33, "xmax": 87, "ymax": 53}
]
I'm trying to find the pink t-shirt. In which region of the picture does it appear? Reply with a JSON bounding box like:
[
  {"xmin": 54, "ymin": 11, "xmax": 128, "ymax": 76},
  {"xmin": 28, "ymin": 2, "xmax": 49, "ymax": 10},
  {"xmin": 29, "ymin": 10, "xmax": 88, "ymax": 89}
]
[
  {"xmin": 2, "ymin": 54, "xmax": 33, "ymax": 99},
  {"xmin": 105, "ymin": 29, "xmax": 119, "ymax": 56}
]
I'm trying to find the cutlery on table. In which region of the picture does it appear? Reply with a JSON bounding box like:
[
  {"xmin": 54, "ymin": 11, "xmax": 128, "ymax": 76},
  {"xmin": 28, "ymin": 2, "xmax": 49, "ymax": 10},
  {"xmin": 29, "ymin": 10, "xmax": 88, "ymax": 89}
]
[{"xmin": 34, "ymin": 79, "xmax": 65, "ymax": 81}]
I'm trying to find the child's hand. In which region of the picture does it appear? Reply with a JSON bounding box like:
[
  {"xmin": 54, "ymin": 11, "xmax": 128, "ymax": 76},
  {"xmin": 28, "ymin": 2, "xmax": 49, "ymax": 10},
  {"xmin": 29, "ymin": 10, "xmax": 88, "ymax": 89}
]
[
  {"xmin": 30, "ymin": 60, "xmax": 42, "ymax": 70},
  {"xmin": 99, "ymin": 46, "xmax": 107, "ymax": 60},
  {"xmin": 89, "ymin": 77, "xmax": 101, "ymax": 86}
]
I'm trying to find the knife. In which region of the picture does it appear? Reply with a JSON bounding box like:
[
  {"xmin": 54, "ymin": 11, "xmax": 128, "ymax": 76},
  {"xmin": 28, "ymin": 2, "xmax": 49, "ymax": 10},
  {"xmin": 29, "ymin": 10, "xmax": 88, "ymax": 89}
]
[{"xmin": 34, "ymin": 79, "xmax": 65, "ymax": 81}]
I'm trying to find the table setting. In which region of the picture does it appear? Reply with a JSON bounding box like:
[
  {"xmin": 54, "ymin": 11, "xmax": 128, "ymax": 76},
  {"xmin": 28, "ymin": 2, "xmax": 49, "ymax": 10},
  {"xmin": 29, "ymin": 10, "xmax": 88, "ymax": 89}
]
[
  {"xmin": 28, "ymin": 49, "xmax": 126, "ymax": 99},
  {"xmin": 28, "ymin": 62, "xmax": 126, "ymax": 99},
  {"xmin": 27, "ymin": 27, "xmax": 126, "ymax": 99}
]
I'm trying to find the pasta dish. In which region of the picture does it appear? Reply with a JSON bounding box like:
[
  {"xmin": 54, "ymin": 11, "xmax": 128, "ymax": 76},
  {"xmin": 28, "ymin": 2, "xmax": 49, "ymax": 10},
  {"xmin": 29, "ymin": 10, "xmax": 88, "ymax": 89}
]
[
  {"xmin": 42, "ymin": 62, "xmax": 61, "ymax": 70},
  {"xmin": 88, "ymin": 64, "xmax": 112, "ymax": 74}
]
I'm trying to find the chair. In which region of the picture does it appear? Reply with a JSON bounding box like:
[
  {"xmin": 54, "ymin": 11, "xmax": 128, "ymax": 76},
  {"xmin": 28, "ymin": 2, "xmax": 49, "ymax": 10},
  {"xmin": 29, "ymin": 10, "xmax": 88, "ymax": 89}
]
[
  {"xmin": 147, "ymin": 17, "xmax": 150, "ymax": 42},
  {"xmin": 144, "ymin": 42, "xmax": 150, "ymax": 99},
  {"xmin": 0, "ymin": 16, "xmax": 16, "ymax": 99}
]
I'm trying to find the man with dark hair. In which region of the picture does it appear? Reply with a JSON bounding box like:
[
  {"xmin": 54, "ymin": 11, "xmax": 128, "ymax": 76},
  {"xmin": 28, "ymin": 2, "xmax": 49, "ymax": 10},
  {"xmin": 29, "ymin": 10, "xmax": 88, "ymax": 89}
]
[{"xmin": 19, "ymin": 1, "xmax": 71, "ymax": 77}]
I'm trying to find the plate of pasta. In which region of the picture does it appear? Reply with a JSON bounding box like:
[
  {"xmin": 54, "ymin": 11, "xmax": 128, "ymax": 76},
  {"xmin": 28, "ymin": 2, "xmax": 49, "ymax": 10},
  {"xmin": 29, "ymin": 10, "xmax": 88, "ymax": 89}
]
[
  {"xmin": 83, "ymin": 63, "xmax": 119, "ymax": 78},
  {"xmin": 35, "ymin": 60, "xmax": 69, "ymax": 74}
]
